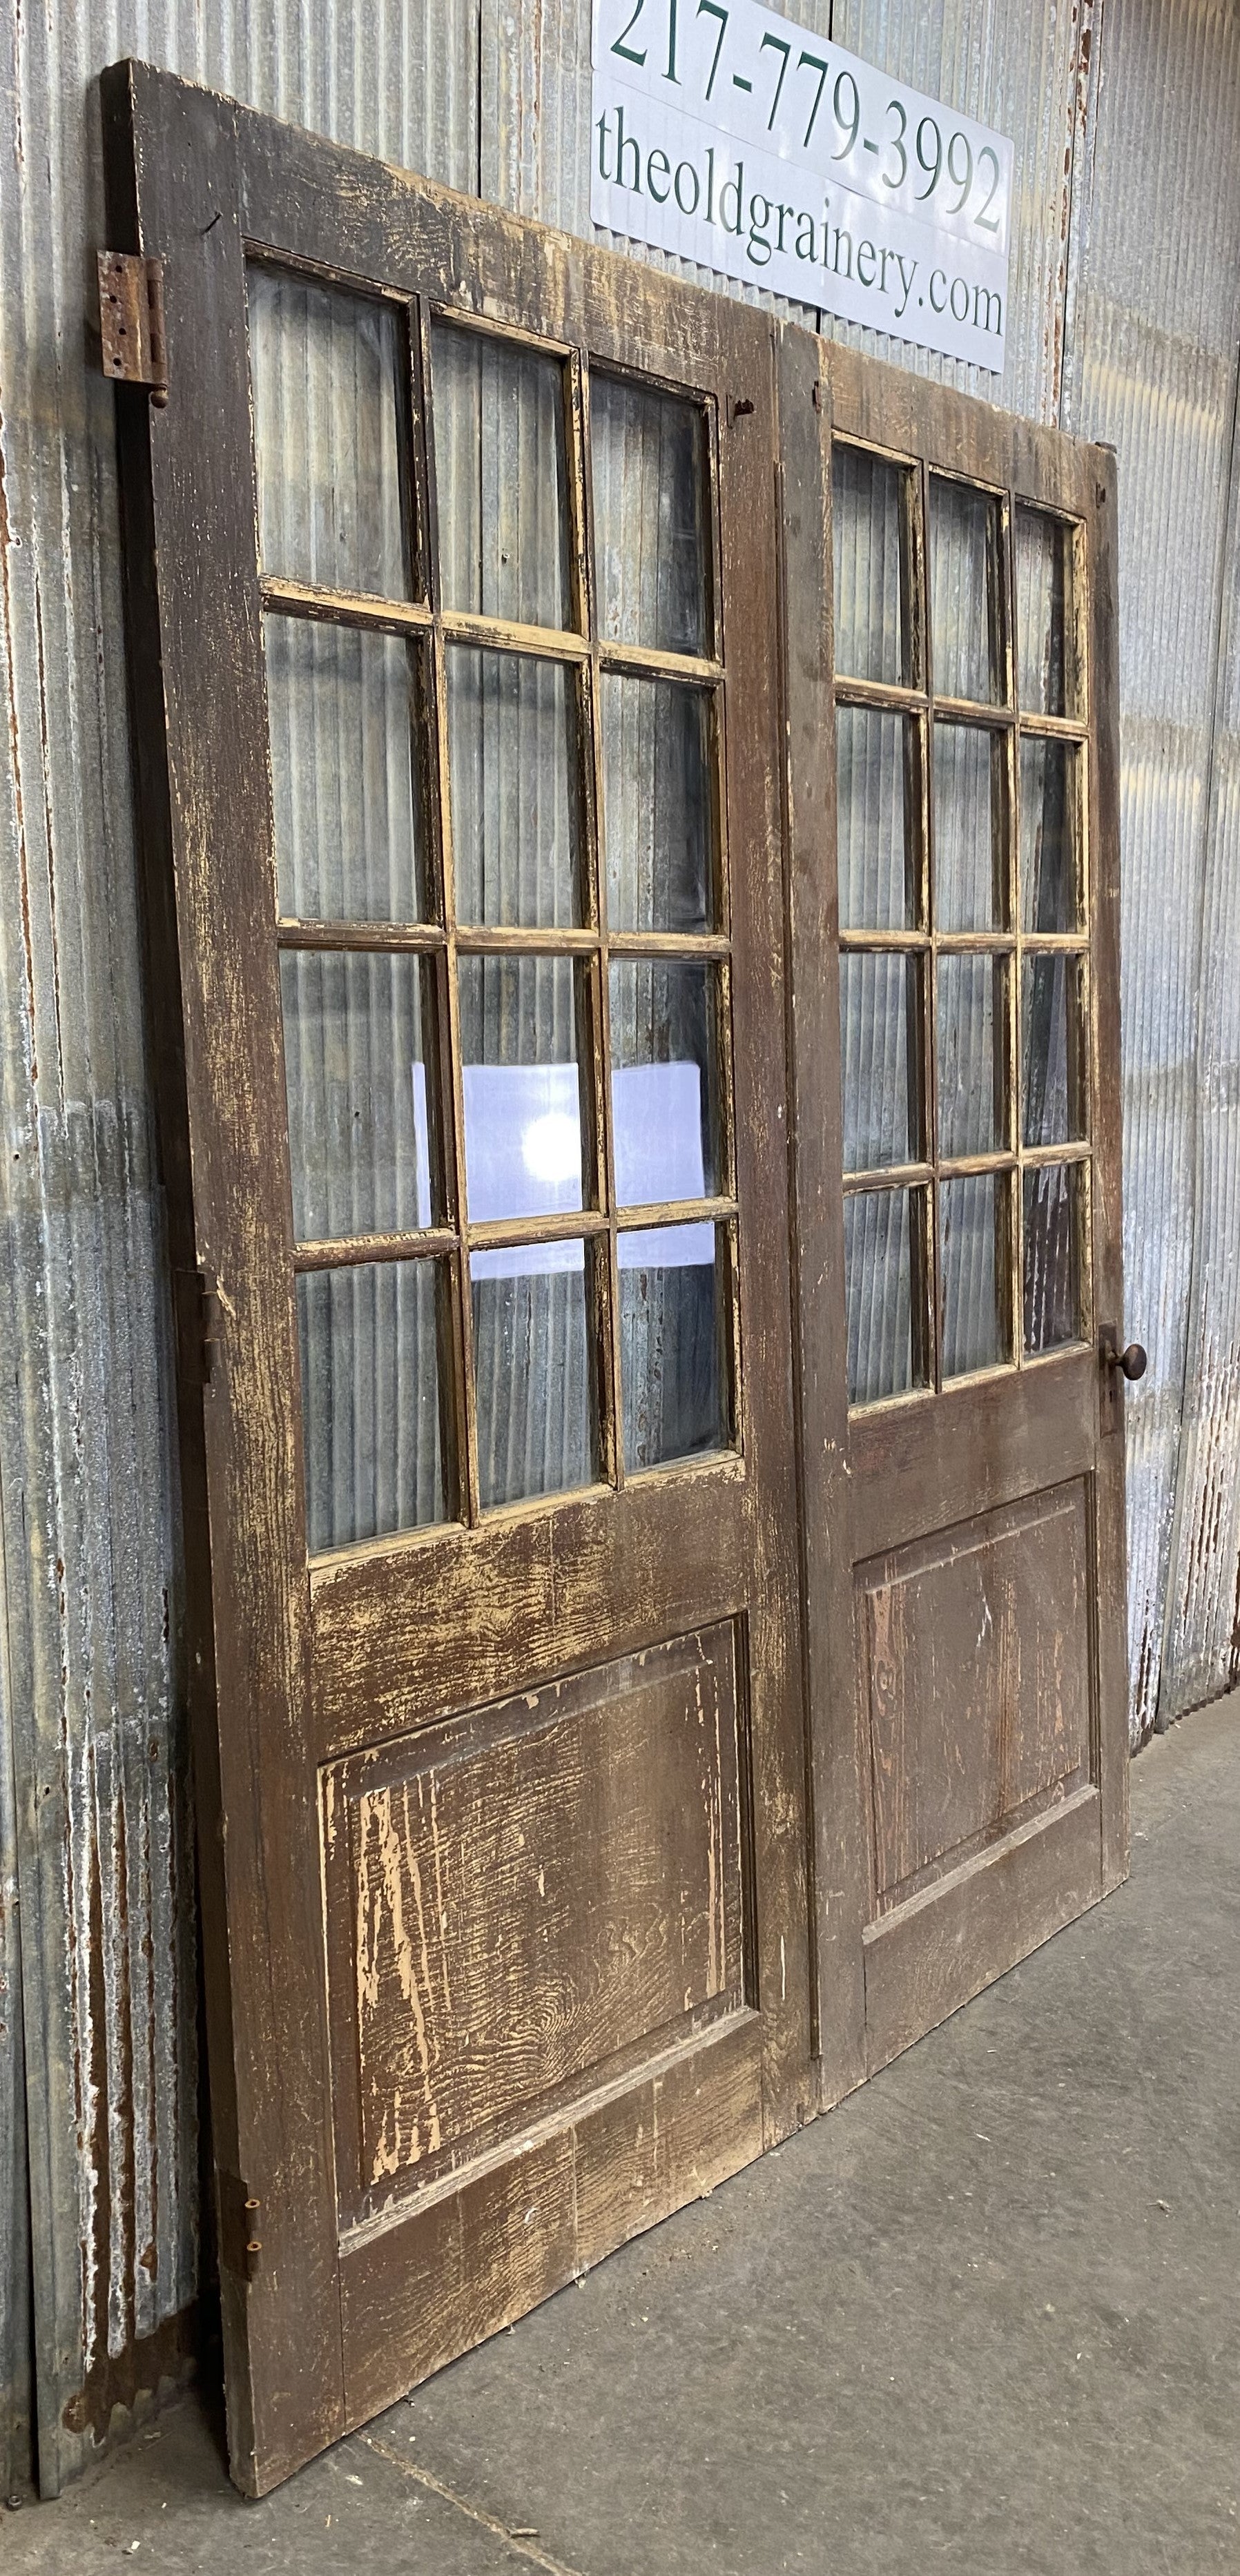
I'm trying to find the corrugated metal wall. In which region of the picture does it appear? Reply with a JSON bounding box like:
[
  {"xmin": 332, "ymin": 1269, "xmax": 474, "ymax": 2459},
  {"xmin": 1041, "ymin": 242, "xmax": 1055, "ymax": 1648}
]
[
  {"xmin": 1058, "ymin": 0, "xmax": 1240, "ymax": 1736},
  {"xmin": 0, "ymin": 0, "xmax": 1237, "ymax": 2499}
]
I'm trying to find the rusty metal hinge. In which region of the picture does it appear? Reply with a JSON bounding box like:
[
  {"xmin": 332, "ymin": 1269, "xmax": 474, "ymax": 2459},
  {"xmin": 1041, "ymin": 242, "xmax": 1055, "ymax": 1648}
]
[
  {"xmin": 175, "ymin": 1265, "xmax": 222, "ymax": 1387},
  {"xmin": 217, "ymin": 2172, "xmax": 263, "ymax": 2283},
  {"xmin": 97, "ymin": 251, "xmax": 168, "ymax": 404}
]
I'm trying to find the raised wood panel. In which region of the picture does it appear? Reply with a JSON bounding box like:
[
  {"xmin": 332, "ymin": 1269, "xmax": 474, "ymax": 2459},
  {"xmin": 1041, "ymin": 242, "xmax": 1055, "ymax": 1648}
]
[
  {"xmin": 860, "ymin": 1481, "xmax": 1092, "ymax": 1911},
  {"xmin": 862, "ymin": 1786, "xmax": 1103, "ymax": 2073},
  {"xmin": 323, "ymin": 1625, "xmax": 746, "ymax": 2226},
  {"xmin": 339, "ymin": 2013, "xmax": 763, "ymax": 2426}
]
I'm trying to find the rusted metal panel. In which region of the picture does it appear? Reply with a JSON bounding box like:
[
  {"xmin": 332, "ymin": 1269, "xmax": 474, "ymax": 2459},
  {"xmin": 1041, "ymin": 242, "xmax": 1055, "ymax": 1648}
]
[
  {"xmin": 1059, "ymin": 0, "xmax": 1240, "ymax": 1739},
  {"xmin": 0, "ymin": 0, "xmax": 478, "ymax": 2498}
]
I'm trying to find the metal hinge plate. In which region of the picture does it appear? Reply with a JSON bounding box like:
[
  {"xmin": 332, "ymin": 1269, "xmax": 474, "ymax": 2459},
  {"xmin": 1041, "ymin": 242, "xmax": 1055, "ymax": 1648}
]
[
  {"xmin": 217, "ymin": 2171, "xmax": 263, "ymax": 2283},
  {"xmin": 97, "ymin": 251, "xmax": 168, "ymax": 402},
  {"xmin": 174, "ymin": 1265, "xmax": 222, "ymax": 1388}
]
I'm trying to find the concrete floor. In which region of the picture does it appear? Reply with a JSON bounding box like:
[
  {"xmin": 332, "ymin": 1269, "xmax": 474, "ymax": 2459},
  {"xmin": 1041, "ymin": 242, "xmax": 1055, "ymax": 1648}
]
[{"xmin": 10, "ymin": 1695, "xmax": 1239, "ymax": 2575}]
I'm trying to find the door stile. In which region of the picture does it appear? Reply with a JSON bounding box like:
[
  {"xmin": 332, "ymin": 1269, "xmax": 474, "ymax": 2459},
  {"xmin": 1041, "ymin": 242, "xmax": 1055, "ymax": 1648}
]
[
  {"xmin": 773, "ymin": 324, "xmax": 868, "ymax": 2111},
  {"xmin": 715, "ymin": 316, "xmax": 813, "ymax": 2143},
  {"xmin": 102, "ymin": 64, "xmax": 347, "ymax": 2491}
]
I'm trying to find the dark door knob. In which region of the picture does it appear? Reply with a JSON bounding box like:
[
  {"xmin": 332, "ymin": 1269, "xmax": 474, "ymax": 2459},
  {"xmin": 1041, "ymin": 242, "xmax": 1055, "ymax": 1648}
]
[{"xmin": 1101, "ymin": 1331, "xmax": 1146, "ymax": 1381}]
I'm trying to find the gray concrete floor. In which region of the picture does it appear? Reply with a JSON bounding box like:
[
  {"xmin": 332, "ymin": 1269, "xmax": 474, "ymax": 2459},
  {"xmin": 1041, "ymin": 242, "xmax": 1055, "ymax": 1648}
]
[{"xmin": 10, "ymin": 1695, "xmax": 1239, "ymax": 2575}]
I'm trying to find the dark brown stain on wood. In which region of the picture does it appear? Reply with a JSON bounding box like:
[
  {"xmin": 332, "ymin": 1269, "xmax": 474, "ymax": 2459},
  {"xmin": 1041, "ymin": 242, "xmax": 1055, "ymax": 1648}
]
[
  {"xmin": 323, "ymin": 1628, "xmax": 745, "ymax": 2224},
  {"xmin": 860, "ymin": 1482, "xmax": 1091, "ymax": 1907}
]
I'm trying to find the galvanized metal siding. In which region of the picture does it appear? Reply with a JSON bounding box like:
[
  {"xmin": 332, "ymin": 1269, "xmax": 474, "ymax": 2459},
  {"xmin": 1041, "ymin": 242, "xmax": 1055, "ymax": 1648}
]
[
  {"xmin": 1160, "ymin": 362, "xmax": 1240, "ymax": 1721},
  {"xmin": 828, "ymin": 0, "xmax": 1094, "ymax": 424},
  {"xmin": 483, "ymin": 0, "xmax": 1093, "ymax": 426},
  {"xmin": 0, "ymin": 0, "xmax": 478, "ymax": 2496},
  {"xmin": 1059, "ymin": 0, "xmax": 1240, "ymax": 1737},
  {"xmin": 0, "ymin": 1574, "xmax": 31, "ymax": 2497}
]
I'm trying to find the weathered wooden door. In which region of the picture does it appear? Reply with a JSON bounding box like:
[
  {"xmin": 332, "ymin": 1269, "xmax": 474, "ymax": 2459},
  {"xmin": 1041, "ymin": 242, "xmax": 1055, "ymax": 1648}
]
[
  {"xmin": 105, "ymin": 64, "xmax": 810, "ymax": 2492},
  {"xmin": 781, "ymin": 339, "xmax": 1132, "ymax": 2101}
]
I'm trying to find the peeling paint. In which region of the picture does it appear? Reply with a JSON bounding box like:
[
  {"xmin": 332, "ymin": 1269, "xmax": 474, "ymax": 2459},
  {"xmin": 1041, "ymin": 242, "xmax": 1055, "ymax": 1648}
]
[{"xmin": 1, "ymin": 0, "xmax": 1239, "ymax": 2508}]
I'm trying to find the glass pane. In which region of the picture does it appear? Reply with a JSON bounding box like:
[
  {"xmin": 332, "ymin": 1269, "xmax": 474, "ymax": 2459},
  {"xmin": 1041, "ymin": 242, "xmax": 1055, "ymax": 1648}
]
[
  {"xmin": 601, "ymin": 674, "xmax": 714, "ymax": 934},
  {"xmin": 1023, "ymin": 955, "xmax": 1086, "ymax": 1148},
  {"xmin": 937, "ymin": 956, "xmax": 1006, "ymax": 1160},
  {"xmin": 832, "ymin": 445, "xmax": 908, "ymax": 685},
  {"xmin": 1016, "ymin": 508, "xmax": 1078, "ymax": 716},
  {"xmin": 281, "ymin": 951, "xmax": 436, "ymax": 1243},
  {"xmin": 1020, "ymin": 738, "xmax": 1082, "ymax": 933},
  {"xmin": 249, "ymin": 269, "xmax": 409, "ymax": 599},
  {"xmin": 432, "ymin": 322, "xmax": 570, "ymax": 630},
  {"xmin": 619, "ymin": 1222, "xmax": 729, "ymax": 1471},
  {"xmin": 941, "ymin": 1174, "xmax": 1011, "ymax": 1378},
  {"xmin": 1024, "ymin": 1163, "xmax": 1083, "ymax": 1352},
  {"xmin": 837, "ymin": 708, "xmax": 918, "ymax": 933},
  {"xmin": 266, "ymin": 619, "xmax": 427, "ymax": 922},
  {"xmin": 929, "ymin": 478, "xmax": 1002, "ymax": 705},
  {"xmin": 840, "ymin": 953, "xmax": 921, "ymax": 1174},
  {"xmin": 298, "ymin": 1258, "xmax": 447, "ymax": 1552},
  {"xmin": 592, "ymin": 374, "xmax": 708, "ymax": 656},
  {"xmin": 447, "ymin": 649, "xmax": 582, "ymax": 927},
  {"xmin": 458, "ymin": 955, "xmax": 588, "ymax": 1227},
  {"xmin": 844, "ymin": 1187, "xmax": 927, "ymax": 1405},
  {"xmin": 933, "ymin": 723, "xmax": 1007, "ymax": 932},
  {"xmin": 609, "ymin": 961, "xmax": 721, "ymax": 1206},
  {"xmin": 471, "ymin": 1255, "xmax": 595, "ymax": 1507}
]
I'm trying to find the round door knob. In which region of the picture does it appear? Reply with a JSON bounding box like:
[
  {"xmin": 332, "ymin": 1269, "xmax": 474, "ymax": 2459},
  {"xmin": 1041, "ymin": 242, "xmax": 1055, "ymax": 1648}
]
[{"xmin": 1113, "ymin": 1341, "xmax": 1147, "ymax": 1381}]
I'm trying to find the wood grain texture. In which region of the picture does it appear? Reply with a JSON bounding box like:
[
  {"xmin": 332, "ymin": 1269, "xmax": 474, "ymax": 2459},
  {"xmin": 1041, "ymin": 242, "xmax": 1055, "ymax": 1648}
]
[
  {"xmin": 862, "ymin": 1786, "xmax": 1103, "ymax": 2074},
  {"xmin": 339, "ymin": 2013, "xmax": 762, "ymax": 2427},
  {"xmin": 849, "ymin": 1353, "xmax": 1097, "ymax": 1563},
  {"xmin": 311, "ymin": 1456, "xmax": 750, "ymax": 1753},
  {"xmin": 827, "ymin": 342, "xmax": 1095, "ymax": 520},
  {"xmin": 775, "ymin": 325, "xmax": 867, "ymax": 2111},
  {"xmin": 860, "ymin": 1483, "xmax": 1092, "ymax": 1908},
  {"xmin": 322, "ymin": 1628, "xmax": 745, "ymax": 2224}
]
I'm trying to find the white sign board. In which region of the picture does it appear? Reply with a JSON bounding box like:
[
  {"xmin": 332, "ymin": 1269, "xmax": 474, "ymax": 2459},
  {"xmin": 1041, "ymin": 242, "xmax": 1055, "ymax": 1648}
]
[{"xmin": 591, "ymin": 0, "xmax": 1011, "ymax": 372}]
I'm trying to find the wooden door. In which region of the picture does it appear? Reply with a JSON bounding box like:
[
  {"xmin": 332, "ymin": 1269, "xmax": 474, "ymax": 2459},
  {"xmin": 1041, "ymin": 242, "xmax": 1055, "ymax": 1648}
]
[
  {"xmin": 104, "ymin": 63, "xmax": 811, "ymax": 2494},
  {"xmin": 780, "ymin": 336, "xmax": 1131, "ymax": 2103}
]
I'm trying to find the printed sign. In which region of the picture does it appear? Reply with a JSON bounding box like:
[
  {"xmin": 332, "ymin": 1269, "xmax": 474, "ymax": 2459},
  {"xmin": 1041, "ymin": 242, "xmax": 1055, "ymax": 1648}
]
[{"xmin": 591, "ymin": 0, "xmax": 1011, "ymax": 371}]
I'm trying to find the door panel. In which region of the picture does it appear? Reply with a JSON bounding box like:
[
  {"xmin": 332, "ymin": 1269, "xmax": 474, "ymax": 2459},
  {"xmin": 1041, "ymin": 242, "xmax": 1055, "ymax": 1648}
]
[
  {"xmin": 105, "ymin": 62, "xmax": 808, "ymax": 2495},
  {"xmin": 779, "ymin": 331, "xmax": 1130, "ymax": 2106},
  {"xmin": 322, "ymin": 1623, "xmax": 748, "ymax": 2231},
  {"xmin": 859, "ymin": 1481, "xmax": 1092, "ymax": 1911}
]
